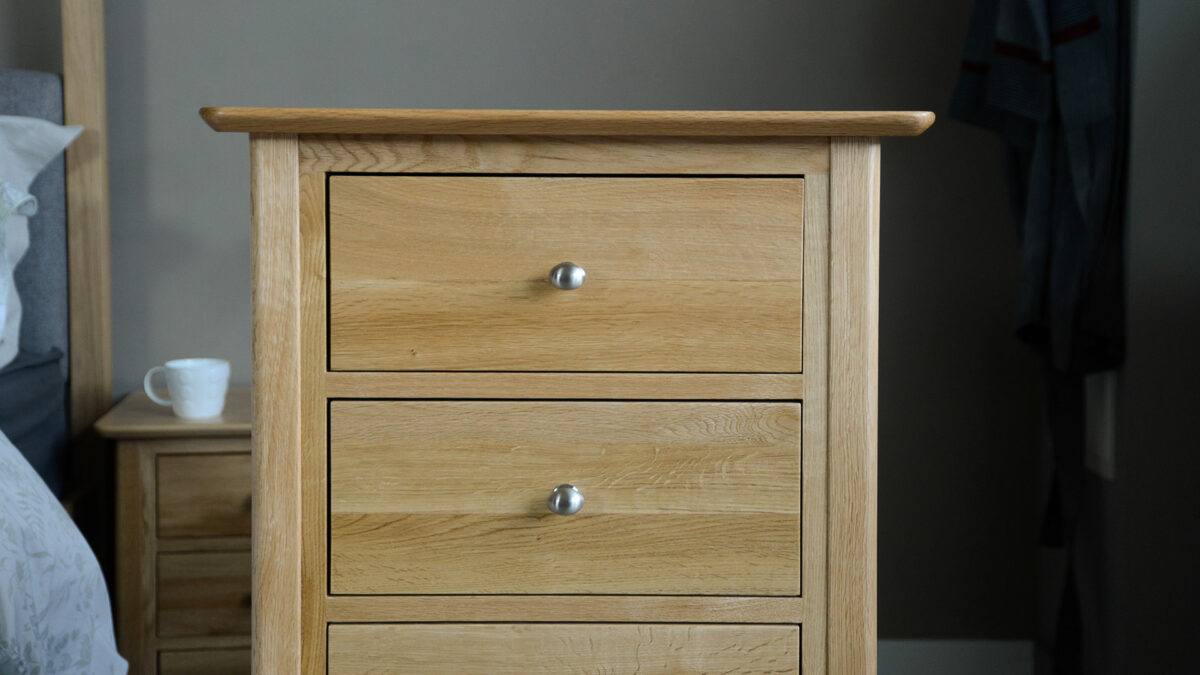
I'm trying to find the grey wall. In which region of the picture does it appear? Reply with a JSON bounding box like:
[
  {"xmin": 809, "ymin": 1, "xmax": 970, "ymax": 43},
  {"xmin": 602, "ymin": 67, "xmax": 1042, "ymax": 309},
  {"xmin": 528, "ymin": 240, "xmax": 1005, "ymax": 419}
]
[
  {"xmin": 7, "ymin": 0, "xmax": 1047, "ymax": 639},
  {"xmin": 1116, "ymin": 2, "xmax": 1200, "ymax": 671},
  {"xmin": 0, "ymin": 0, "xmax": 60, "ymax": 73}
]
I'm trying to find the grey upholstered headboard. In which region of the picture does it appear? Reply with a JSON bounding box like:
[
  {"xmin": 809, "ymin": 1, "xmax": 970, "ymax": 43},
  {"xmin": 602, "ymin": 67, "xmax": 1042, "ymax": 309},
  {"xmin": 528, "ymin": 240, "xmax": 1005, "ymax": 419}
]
[
  {"xmin": 1, "ymin": 68, "xmax": 71, "ymax": 372},
  {"xmin": 0, "ymin": 67, "xmax": 71, "ymax": 494}
]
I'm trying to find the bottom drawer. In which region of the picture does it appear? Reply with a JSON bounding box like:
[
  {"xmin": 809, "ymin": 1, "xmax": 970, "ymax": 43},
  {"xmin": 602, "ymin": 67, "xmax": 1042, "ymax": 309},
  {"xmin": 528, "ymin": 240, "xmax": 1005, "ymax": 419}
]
[
  {"xmin": 158, "ymin": 648, "xmax": 249, "ymax": 675},
  {"xmin": 327, "ymin": 623, "xmax": 799, "ymax": 674}
]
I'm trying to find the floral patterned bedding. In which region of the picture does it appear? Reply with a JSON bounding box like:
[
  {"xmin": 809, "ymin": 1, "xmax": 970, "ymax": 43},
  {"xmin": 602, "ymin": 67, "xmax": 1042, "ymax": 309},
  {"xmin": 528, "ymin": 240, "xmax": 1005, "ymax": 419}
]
[{"xmin": 0, "ymin": 429, "xmax": 126, "ymax": 674}]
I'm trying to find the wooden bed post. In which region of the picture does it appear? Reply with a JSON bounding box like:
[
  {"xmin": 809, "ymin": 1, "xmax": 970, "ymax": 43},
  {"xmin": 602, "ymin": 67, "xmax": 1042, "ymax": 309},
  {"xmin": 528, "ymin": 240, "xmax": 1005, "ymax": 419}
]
[
  {"xmin": 59, "ymin": 0, "xmax": 116, "ymax": 611},
  {"xmin": 61, "ymin": 0, "xmax": 113, "ymax": 437}
]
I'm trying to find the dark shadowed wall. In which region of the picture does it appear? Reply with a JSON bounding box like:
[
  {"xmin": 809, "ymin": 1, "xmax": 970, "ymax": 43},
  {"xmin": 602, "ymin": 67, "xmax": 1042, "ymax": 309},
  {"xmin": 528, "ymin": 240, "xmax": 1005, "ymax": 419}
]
[{"xmin": 1116, "ymin": 1, "xmax": 1200, "ymax": 671}]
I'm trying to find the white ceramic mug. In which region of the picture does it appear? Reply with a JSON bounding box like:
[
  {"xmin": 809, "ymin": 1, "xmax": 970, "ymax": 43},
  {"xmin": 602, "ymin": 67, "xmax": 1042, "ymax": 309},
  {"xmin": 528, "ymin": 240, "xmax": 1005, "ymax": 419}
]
[{"xmin": 143, "ymin": 358, "xmax": 231, "ymax": 419}]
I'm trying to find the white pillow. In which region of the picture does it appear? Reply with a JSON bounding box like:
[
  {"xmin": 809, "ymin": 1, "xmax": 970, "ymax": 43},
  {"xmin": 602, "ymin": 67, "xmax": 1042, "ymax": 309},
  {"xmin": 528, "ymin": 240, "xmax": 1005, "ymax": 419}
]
[{"xmin": 0, "ymin": 115, "xmax": 82, "ymax": 369}]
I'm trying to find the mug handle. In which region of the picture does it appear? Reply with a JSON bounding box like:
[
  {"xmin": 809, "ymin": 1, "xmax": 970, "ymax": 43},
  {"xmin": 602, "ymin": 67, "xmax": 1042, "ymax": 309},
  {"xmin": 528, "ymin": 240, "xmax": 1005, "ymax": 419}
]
[{"xmin": 144, "ymin": 366, "xmax": 172, "ymax": 406}]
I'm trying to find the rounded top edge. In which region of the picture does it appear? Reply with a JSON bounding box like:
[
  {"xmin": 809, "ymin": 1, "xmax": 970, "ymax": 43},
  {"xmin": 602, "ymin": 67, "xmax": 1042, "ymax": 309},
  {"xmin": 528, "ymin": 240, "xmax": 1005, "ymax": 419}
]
[{"xmin": 200, "ymin": 107, "xmax": 935, "ymax": 136}]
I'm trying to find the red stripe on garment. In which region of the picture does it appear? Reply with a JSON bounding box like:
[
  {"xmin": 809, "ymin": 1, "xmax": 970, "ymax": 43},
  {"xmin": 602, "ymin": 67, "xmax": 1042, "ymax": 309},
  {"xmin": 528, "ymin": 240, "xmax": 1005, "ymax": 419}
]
[
  {"xmin": 994, "ymin": 41, "xmax": 1053, "ymax": 74},
  {"xmin": 1052, "ymin": 15, "xmax": 1101, "ymax": 44}
]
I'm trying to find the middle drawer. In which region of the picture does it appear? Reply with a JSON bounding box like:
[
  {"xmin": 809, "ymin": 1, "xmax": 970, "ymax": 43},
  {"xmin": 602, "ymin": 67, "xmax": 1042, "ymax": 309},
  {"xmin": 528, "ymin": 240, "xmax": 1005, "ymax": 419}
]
[{"xmin": 329, "ymin": 400, "xmax": 801, "ymax": 595}]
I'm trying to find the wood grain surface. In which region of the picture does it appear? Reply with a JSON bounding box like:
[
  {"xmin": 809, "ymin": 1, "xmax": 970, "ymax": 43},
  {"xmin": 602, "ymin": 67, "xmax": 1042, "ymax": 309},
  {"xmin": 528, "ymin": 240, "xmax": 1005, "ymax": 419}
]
[
  {"xmin": 329, "ymin": 175, "xmax": 803, "ymax": 371},
  {"xmin": 298, "ymin": 137, "xmax": 332, "ymax": 675},
  {"xmin": 114, "ymin": 441, "xmax": 155, "ymax": 673},
  {"xmin": 95, "ymin": 389, "xmax": 251, "ymax": 439},
  {"xmin": 828, "ymin": 138, "xmax": 881, "ymax": 674},
  {"xmin": 202, "ymin": 106, "xmax": 933, "ymax": 137},
  {"xmin": 323, "ymin": 595, "xmax": 804, "ymax": 624},
  {"xmin": 156, "ymin": 551, "xmax": 251, "ymax": 637},
  {"xmin": 329, "ymin": 401, "xmax": 801, "ymax": 595},
  {"xmin": 249, "ymin": 134, "xmax": 302, "ymax": 674},
  {"xmin": 801, "ymin": 171, "xmax": 831, "ymax": 674},
  {"xmin": 158, "ymin": 648, "xmax": 249, "ymax": 675},
  {"xmin": 157, "ymin": 453, "xmax": 251, "ymax": 538},
  {"xmin": 323, "ymin": 371, "xmax": 803, "ymax": 399},
  {"xmin": 327, "ymin": 623, "xmax": 800, "ymax": 674},
  {"xmin": 300, "ymin": 134, "xmax": 829, "ymax": 174},
  {"xmin": 62, "ymin": 0, "xmax": 113, "ymax": 438}
]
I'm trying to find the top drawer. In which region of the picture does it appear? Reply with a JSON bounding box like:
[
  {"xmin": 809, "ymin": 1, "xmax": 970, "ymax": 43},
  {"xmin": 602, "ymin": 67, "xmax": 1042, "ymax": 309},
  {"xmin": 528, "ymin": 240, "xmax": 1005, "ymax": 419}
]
[{"xmin": 328, "ymin": 175, "xmax": 803, "ymax": 372}]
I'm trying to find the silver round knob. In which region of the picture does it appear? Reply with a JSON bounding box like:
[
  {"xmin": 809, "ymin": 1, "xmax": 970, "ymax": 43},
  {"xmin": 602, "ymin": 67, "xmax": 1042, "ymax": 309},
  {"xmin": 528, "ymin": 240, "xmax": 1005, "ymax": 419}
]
[
  {"xmin": 548, "ymin": 262, "xmax": 586, "ymax": 290},
  {"xmin": 546, "ymin": 484, "xmax": 584, "ymax": 515}
]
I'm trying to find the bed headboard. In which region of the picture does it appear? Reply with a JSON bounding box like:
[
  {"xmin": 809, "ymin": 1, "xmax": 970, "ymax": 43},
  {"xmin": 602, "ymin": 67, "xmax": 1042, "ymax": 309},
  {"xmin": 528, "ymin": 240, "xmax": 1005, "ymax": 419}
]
[
  {"xmin": 61, "ymin": 0, "xmax": 112, "ymax": 439},
  {"xmin": 0, "ymin": 1, "xmax": 111, "ymax": 487},
  {"xmin": 0, "ymin": 0, "xmax": 114, "ymax": 577}
]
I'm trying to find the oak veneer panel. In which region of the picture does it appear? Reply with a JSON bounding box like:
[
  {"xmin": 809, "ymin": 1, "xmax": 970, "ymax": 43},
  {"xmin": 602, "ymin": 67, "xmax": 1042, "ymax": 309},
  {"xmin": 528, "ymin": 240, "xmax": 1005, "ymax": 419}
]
[
  {"xmin": 202, "ymin": 106, "xmax": 934, "ymax": 136},
  {"xmin": 300, "ymin": 134, "xmax": 829, "ymax": 174},
  {"xmin": 323, "ymin": 595, "xmax": 804, "ymax": 624},
  {"xmin": 95, "ymin": 389, "xmax": 252, "ymax": 439},
  {"xmin": 330, "ymin": 401, "xmax": 801, "ymax": 595},
  {"xmin": 800, "ymin": 171, "xmax": 831, "ymax": 675},
  {"xmin": 323, "ymin": 371, "xmax": 803, "ymax": 399},
  {"xmin": 298, "ymin": 144, "xmax": 331, "ymax": 674},
  {"xmin": 157, "ymin": 453, "xmax": 251, "ymax": 538},
  {"xmin": 249, "ymin": 133, "xmax": 302, "ymax": 674},
  {"xmin": 158, "ymin": 648, "xmax": 249, "ymax": 675},
  {"xmin": 828, "ymin": 138, "xmax": 881, "ymax": 674},
  {"xmin": 329, "ymin": 175, "xmax": 803, "ymax": 372},
  {"xmin": 327, "ymin": 623, "xmax": 800, "ymax": 674},
  {"xmin": 62, "ymin": 0, "xmax": 113, "ymax": 438},
  {"xmin": 156, "ymin": 636, "xmax": 250, "ymax": 650},
  {"xmin": 157, "ymin": 551, "xmax": 251, "ymax": 637},
  {"xmin": 156, "ymin": 536, "xmax": 249, "ymax": 553},
  {"xmin": 114, "ymin": 441, "xmax": 155, "ymax": 673}
]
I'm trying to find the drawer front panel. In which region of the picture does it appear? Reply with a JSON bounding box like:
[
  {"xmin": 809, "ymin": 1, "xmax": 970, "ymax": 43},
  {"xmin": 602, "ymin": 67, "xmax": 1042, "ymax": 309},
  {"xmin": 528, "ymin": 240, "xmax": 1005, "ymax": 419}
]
[
  {"xmin": 327, "ymin": 623, "xmax": 799, "ymax": 674},
  {"xmin": 158, "ymin": 648, "xmax": 249, "ymax": 675},
  {"xmin": 157, "ymin": 452, "xmax": 251, "ymax": 538},
  {"xmin": 157, "ymin": 551, "xmax": 251, "ymax": 636},
  {"xmin": 328, "ymin": 175, "xmax": 803, "ymax": 372},
  {"xmin": 329, "ymin": 401, "xmax": 801, "ymax": 595}
]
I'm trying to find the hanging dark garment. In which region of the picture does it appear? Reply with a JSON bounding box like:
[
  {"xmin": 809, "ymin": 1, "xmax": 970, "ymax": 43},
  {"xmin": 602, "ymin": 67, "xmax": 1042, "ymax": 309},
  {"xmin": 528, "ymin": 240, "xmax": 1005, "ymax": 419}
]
[{"xmin": 950, "ymin": 1, "xmax": 1129, "ymax": 673}]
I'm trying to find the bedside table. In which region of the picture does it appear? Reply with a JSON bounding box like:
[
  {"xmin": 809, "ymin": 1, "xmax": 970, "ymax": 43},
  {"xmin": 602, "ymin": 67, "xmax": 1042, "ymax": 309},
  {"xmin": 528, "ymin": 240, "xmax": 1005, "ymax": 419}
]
[{"xmin": 96, "ymin": 388, "xmax": 252, "ymax": 675}]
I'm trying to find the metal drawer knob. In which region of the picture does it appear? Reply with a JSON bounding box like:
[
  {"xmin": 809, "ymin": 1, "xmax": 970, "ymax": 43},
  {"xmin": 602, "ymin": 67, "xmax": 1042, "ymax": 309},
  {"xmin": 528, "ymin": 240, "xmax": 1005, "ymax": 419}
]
[
  {"xmin": 548, "ymin": 262, "xmax": 586, "ymax": 290},
  {"xmin": 546, "ymin": 484, "xmax": 584, "ymax": 515}
]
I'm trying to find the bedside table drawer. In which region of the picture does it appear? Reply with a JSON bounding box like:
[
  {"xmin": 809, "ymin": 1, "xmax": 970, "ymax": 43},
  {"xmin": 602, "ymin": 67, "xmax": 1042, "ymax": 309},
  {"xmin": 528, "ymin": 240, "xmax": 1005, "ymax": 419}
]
[
  {"xmin": 157, "ymin": 452, "xmax": 251, "ymax": 538},
  {"xmin": 158, "ymin": 648, "xmax": 249, "ymax": 675},
  {"xmin": 328, "ymin": 623, "xmax": 799, "ymax": 674},
  {"xmin": 157, "ymin": 551, "xmax": 251, "ymax": 637},
  {"xmin": 329, "ymin": 400, "xmax": 801, "ymax": 595},
  {"xmin": 328, "ymin": 175, "xmax": 804, "ymax": 372}
]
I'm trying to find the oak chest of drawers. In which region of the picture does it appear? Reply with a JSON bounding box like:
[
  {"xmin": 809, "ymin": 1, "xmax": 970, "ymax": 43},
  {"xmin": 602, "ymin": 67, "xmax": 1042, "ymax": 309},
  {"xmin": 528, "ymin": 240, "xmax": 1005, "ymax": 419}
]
[{"xmin": 204, "ymin": 107, "xmax": 932, "ymax": 674}]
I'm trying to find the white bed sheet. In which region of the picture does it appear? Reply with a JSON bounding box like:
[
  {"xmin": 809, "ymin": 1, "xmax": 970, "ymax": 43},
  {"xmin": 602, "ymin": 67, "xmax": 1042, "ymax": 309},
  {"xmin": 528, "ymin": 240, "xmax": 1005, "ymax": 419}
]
[{"xmin": 0, "ymin": 429, "xmax": 126, "ymax": 675}]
